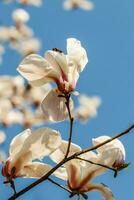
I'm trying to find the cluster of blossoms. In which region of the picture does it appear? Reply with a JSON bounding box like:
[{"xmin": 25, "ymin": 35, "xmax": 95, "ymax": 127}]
[
  {"xmin": 2, "ymin": 38, "xmax": 127, "ymax": 200},
  {"xmin": 2, "ymin": 128, "xmax": 125, "ymax": 200},
  {"xmin": 2, "ymin": 0, "xmax": 42, "ymax": 7},
  {"xmin": 63, "ymin": 0, "xmax": 94, "ymax": 11},
  {"xmin": 0, "ymin": 8, "xmax": 41, "ymax": 63},
  {"xmin": 0, "ymin": 75, "xmax": 51, "ymax": 127},
  {"xmin": 2, "ymin": 0, "xmax": 94, "ymax": 10}
]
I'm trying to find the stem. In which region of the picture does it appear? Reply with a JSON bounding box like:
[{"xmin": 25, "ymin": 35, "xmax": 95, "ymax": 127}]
[
  {"xmin": 10, "ymin": 180, "xmax": 17, "ymax": 196},
  {"xmin": 75, "ymin": 124, "xmax": 134, "ymax": 157},
  {"xmin": 64, "ymin": 94, "xmax": 74, "ymax": 159},
  {"xmin": 8, "ymin": 124, "xmax": 134, "ymax": 200},
  {"xmin": 47, "ymin": 177, "xmax": 71, "ymax": 193}
]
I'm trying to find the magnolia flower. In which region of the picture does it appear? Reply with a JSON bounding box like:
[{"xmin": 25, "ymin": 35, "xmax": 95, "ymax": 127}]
[
  {"xmin": 12, "ymin": 9, "xmax": 30, "ymax": 25},
  {"xmin": 64, "ymin": 0, "xmax": 94, "ymax": 11},
  {"xmin": 17, "ymin": 38, "xmax": 88, "ymax": 121},
  {"xmin": 50, "ymin": 136, "xmax": 125, "ymax": 199},
  {"xmin": 18, "ymin": 38, "xmax": 41, "ymax": 56},
  {"xmin": 75, "ymin": 95, "xmax": 101, "ymax": 121},
  {"xmin": 2, "ymin": 128, "xmax": 61, "ymax": 179},
  {"xmin": 17, "ymin": 0, "xmax": 42, "ymax": 6},
  {"xmin": 0, "ymin": 27, "xmax": 10, "ymax": 42}
]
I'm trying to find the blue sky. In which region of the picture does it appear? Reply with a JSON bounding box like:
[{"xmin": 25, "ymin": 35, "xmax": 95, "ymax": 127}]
[{"xmin": 0, "ymin": 0, "xmax": 134, "ymax": 199}]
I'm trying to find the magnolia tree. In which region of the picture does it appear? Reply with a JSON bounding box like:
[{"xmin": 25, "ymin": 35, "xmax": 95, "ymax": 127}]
[{"xmin": 0, "ymin": 1, "xmax": 133, "ymax": 200}]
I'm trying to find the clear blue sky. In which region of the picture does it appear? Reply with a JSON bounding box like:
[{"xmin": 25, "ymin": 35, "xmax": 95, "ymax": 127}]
[{"xmin": 0, "ymin": 0, "xmax": 134, "ymax": 199}]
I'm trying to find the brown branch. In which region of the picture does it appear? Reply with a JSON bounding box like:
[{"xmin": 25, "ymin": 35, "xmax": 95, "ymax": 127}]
[
  {"xmin": 76, "ymin": 157, "xmax": 116, "ymax": 173},
  {"xmin": 47, "ymin": 177, "xmax": 71, "ymax": 193},
  {"xmin": 64, "ymin": 94, "xmax": 74, "ymax": 159},
  {"xmin": 8, "ymin": 124, "xmax": 134, "ymax": 200}
]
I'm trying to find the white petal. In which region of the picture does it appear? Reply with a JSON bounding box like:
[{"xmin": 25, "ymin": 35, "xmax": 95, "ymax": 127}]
[
  {"xmin": 9, "ymin": 129, "xmax": 31, "ymax": 157},
  {"xmin": 65, "ymin": 159, "xmax": 81, "ymax": 189},
  {"xmin": 53, "ymin": 167, "xmax": 68, "ymax": 180},
  {"xmin": 17, "ymin": 54, "xmax": 55, "ymax": 86},
  {"xmin": 92, "ymin": 136, "xmax": 126, "ymax": 160},
  {"xmin": 23, "ymin": 162, "xmax": 52, "ymax": 178},
  {"xmin": 45, "ymin": 50, "xmax": 68, "ymax": 78},
  {"xmin": 67, "ymin": 38, "xmax": 88, "ymax": 72},
  {"xmin": 79, "ymin": 0, "xmax": 94, "ymax": 10},
  {"xmin": 50, "ymin": 140, "xmax": 81, "ymax": 163},
  {"xmin": 9, "ymin": 128, "xmax": 61, "ymax": 174},
  {"xmin": 85, "ymin": 183, "xmax": 114, "ymax": 200},
  {"xmin": 12, "ymin": 9, "xmax": 30, "ymax": 24},
  {"xmin": 23, "ymin": 128, "xmax": 62, "ymax": 160},
  {"xmin": 41, "ymin": 89, "xmax": 73, "ymax": 122}
]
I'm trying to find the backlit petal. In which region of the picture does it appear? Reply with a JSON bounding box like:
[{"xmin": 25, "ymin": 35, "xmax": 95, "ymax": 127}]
[
  {"xmin": 23, "ymin": 162, "xmax": 52, "ymax": 178},
  {"xmin": 17, "ymin": 54, "xmax": 56, "ymax": 86},
  {"xmin": 67, "ymin": 38, "xmax": 88, "ymax": 72},
  {"xmin": 41, "ymin": 89, "xmax": 73, "ymax": 122}
]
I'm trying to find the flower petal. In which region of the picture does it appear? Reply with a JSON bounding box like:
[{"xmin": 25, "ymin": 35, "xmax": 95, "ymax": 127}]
[
  {"xmin": 41, "ymin": 89, "xmax": 73, "ymax": 122},
  {"xmin": 23, "ymin": 128, "xmax": 62, "ymax": 160},
  {"xmin": 50, "ymin": 140, "xmax": 81, "ymax": 163},
  {"xmin": 65, "ymin": 159, "xmax": 81, "ymax": 189},
  {"xmin": 9, "ymin": 128, "xmax": 61, "ymax": 174},
  {"xmin": 92, "ymin": 136, "xmax": 126, "ymax": 160},
  {"xmin": 53, "ymin": 167, "xmax": 68, "ymax": 180},
  {"xmin": 9, "ymin": 129, "xmax": 31, "ymax": 157},
  {"xmin": 67, "ymin": 38, "xmax": 88, "ymax": 72},
  {"xmin": 23, "ymin": 162, "xmax": 52, "ymax": 178},
  {"xmin": 84, "ymin": 183, "xmax": 115, "ymax": 200},
  {"xmin": 45, "ymin": 50, "xmax": 68, "ymax": 79},
  {"xmin": 17, "ymin": 54, "xmax": 56, "ymax": 86}
]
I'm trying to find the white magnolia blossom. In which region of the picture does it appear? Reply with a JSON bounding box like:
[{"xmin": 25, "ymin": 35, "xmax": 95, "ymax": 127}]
[
  {"xmin": 18, "ymin": 38, "xmax": 41, "ymax": 56},
  {"xmin": 12, "ymin": 9, "xmax": 30, "ymax": 24},
  {"xmin": 0, "ymin": 75, "xmax": 51, "ymax": 127},
  {"xmin": 64, "ymin": 0, "xmax": 94, "ymax": 11},
  {"xmin": 0, "ymin": 9, "xmax": 40, "ymax": 61},
  {"xmin": 51, "ymin": 136, "xmax": 125, "ymax": 199},
  {"xmin": 17, "ymin": 0, "xmax": 42, "ymax": 6},
  {"xmin": 17, "ymin": 38, "xmax": 88, "ymax": 122},
  {"xmin": 2, "ymin": 128, "xmax": 61, "ymax": 179},
  {"xmin": 75, "ymin": 95, "xmax": 101, "ymax": 121},
  {"xmin": 16, "ymin": 135, "xmax": 125, "ymax": 199},
  {"xmin": 3, "ymin": 0, "xmax": 42, "ymax": 6},
  {"xmin": 0, "ymin": 27, "xmax": 10, "ymax": 43}
]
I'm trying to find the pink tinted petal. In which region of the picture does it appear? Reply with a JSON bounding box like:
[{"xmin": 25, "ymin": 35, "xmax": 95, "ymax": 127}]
[
  {"xmin": 66, "ymin": 160, "xmax": 81, "ymax": 190},
  {"xmin": 82, "ymin": 183, "xmax": 115, "ymax": 200}
]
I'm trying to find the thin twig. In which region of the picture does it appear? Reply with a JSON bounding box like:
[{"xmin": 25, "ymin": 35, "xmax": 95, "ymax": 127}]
[
  {"xmin": 47, "ymin": 177, "xmax": 71, "ymax": 193},
  {"xmin": 8, "ymin": 124, "xmax": 134, "ymax": 200},
  {"xmin": 76, "ymin": 157, "xmax": 117, "ymax": 174},
  {"xmin": 64, "ymin": 94, "xmax": 74, "ymax": 159}
]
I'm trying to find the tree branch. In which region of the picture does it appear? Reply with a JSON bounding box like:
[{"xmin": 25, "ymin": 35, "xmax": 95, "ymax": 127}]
[
  {"xmin": 8, "ymin": 124, "xmax": 134, "ymax": 200},
  {"xmin": 47, "ymin": 177, "xmax": 71, "ymax": 193}
]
